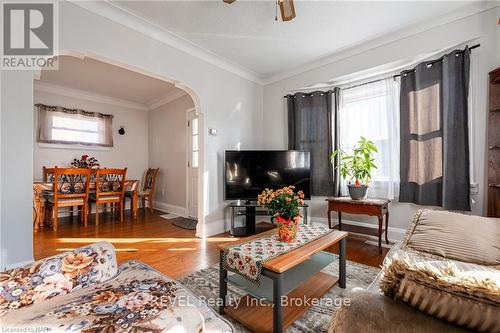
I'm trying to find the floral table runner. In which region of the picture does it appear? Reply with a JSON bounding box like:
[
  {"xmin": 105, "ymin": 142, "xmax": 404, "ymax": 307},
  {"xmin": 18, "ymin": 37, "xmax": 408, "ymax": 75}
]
[{"xmin": 222, "ymin": 225, "xmax": 331, "ymax": 284}]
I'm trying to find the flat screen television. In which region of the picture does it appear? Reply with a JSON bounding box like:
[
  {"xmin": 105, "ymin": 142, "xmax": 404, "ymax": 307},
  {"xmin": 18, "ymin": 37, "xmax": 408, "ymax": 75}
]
[{"xmin": 224, "ymin": 150, "xmax": 311, "ymax": 200}]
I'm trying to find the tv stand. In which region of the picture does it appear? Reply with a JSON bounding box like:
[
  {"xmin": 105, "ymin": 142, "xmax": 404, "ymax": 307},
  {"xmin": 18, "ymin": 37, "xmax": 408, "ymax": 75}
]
[{"xmin": 228, "ymin": 201, "xmax": 309, "ymax": 237}]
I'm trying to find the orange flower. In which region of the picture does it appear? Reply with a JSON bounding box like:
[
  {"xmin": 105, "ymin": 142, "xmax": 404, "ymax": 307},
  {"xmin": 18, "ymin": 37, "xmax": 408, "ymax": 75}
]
[
  {"xmin": 61, "ymin": 252, "xmax": 95, "ymax": 279},
  {"xmin": 92, "ymin": 290, "xmax": 120, "ymax": 304}
]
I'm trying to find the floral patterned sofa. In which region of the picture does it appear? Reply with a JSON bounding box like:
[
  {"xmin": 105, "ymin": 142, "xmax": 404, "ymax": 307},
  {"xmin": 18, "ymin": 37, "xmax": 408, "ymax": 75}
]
[{"xmin": 0, "ymin": 241, "xmax": 233, "ymax": 332}]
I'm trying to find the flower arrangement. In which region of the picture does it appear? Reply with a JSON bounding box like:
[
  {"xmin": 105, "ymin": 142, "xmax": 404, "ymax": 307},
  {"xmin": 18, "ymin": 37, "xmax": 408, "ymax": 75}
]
[
  {"xmin": 71, "ymin": 154, "xmax": 100, "ymax": 169},
  {"xmin": 258, "ymin": 186, "xmax": 305, "ymax": 242}
]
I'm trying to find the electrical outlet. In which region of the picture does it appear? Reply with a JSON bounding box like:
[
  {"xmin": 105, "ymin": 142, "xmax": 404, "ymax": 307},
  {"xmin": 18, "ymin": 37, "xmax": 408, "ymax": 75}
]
[{"xmin": 470, "ymin": 183, "xmax": 479, "ymax": 195}]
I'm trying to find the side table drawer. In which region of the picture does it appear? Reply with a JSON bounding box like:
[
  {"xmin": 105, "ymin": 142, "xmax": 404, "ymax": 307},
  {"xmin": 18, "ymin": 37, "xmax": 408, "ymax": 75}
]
[{"xmin": 329, "ymin": 201, "xmax": 384, "ymax": 216}]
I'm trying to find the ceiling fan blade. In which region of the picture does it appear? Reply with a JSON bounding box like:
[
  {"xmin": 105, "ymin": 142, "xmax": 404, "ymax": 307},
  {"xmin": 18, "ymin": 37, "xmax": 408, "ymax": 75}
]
[
  {"xmin": 223, "ymin": 0, "xmax": 236, "ymax": 4},
  {"xmin": 279, "ymin": 0, "xmax": 296, "ymax": 21}
]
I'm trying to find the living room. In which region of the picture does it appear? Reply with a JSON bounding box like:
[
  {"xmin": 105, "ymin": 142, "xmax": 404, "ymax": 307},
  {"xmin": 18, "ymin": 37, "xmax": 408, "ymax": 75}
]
[{"xmin": 1, "ymin": 1, "xmax": 499, "ymax": 332}]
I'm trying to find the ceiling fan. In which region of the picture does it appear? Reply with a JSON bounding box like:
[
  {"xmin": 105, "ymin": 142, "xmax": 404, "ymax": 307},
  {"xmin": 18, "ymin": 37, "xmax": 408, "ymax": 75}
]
[{"xmin": 223, "ymin": 0, "xmax": 296, "ymax": 22}]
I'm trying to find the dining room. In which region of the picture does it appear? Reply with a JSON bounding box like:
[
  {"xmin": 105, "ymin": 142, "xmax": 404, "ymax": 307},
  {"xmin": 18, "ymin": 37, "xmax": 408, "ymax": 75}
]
[{"xmin": 31, "ymin": 55, "xmax": 201, "ymax": 262}]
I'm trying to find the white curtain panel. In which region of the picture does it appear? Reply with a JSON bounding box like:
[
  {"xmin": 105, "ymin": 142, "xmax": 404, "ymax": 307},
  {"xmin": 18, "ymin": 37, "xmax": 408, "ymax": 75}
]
[{"xmin": 339, "ymin": 78, "xmax": 400, "ymax": 199}]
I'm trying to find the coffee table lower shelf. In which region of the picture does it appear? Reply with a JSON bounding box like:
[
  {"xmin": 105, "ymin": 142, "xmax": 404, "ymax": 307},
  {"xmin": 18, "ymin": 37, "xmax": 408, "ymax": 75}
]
[{"xmin": 224, "ymin": 271, "xmax": 338, "ymax": 333}]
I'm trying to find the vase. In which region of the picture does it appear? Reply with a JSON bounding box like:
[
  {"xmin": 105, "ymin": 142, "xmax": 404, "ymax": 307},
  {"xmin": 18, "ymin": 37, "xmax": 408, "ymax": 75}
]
[{"xmin": 275, "ymin": 214, "xmax": 300, "ymax": 242}]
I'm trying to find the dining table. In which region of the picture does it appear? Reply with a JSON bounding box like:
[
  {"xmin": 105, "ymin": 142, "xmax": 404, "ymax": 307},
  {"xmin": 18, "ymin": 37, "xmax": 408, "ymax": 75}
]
[{"xmin": 33, "ymin": 179, "xmax": 139, "ymax": 231}]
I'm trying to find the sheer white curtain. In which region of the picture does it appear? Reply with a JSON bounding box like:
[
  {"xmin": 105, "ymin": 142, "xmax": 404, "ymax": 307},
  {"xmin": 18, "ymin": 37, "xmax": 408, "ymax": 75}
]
[{"xmin": 338, "ymin": 78, "xmax": 400, "ymax": 199}]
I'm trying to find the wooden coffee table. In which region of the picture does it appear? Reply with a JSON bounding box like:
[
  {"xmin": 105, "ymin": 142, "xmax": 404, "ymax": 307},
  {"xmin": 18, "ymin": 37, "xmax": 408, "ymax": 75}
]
[{"xmin": 218, "ymin": 228, "xmax": 348, "ymax": 333}]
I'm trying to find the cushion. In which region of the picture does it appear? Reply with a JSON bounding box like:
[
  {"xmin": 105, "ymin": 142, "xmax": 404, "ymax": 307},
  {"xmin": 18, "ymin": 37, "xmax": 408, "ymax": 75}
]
[
  {"xmin": 401, "ymin": 209, "xmax": 500, "ymax": 266},
  {"xmin": 89, "ymin": 194, "xmax": 121, "ymax": 201},
  {"xmin": 0, "ymin": 241, "xmax": 118, "ymax": 316},
  {"xmin": 124, "ymin": 190, "xmax": 150, "ymax": 197},
  {"xmin": 380, "ymin": 251, "xmax": 500, "ymax": 332},
  {"xmin": 1, "ymin": 261, "xmax": 233, "ymax": 333},
  {"xmin": 329, "ymin": 289, "xmax": 469, "ymax": 333},
  {"xmin": 47, "ymin": 197, "xmax": 84, "ymax": 205}
]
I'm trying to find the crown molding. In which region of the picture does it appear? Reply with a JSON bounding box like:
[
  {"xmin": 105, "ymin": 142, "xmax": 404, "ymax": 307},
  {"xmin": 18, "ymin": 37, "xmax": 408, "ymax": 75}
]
[
  {"xmin": 262, "ymin": 2, "xmax": 500, "ymax": 85},
  {"xmin": 69, "ymin": 0, "xmax": 264, "ymax": 85},
  {"xmin": 147, "ymin": 89, "xmax": 187, "ymax": 110},
  {"xmin": 34, "ymin": 80, "xmax": 149, "ymax": 111},
  {"xmin": 68, "ymin": 0, "xmax": 498, "ymax": 87}
]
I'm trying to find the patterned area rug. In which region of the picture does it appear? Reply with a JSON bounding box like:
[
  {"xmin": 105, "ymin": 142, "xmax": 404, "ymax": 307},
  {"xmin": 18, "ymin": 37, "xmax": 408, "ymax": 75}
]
[{"xmin": 179, "ymin": 255, "xmax": 380, "ymax": 333}]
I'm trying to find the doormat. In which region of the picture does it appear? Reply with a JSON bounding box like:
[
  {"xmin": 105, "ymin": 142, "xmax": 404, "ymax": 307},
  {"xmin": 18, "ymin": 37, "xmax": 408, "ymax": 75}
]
[{"xmin": 172, "ymin": 217, "xmax": 198, "ymax": 230}]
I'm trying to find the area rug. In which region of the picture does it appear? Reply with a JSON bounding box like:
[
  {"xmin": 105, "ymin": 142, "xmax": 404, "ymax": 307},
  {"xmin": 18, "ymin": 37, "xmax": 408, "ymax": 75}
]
[
  {"xmin": 179, "ymin": 255, "xmax": 380, "ymax": 333},
  {"xmin": 172, "ymin": 217, "xmax": 198, "ymax": 230}
]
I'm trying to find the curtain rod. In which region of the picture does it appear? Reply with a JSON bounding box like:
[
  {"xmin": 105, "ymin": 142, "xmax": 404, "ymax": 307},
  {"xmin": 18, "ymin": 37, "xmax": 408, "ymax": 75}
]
[
  {"xmin": 393, "ymin": 43, "xmax": 480, "ymax": 79},
  {"xmin": 284, "ymin": 44, "xmax": 480, "ymax": 97}
]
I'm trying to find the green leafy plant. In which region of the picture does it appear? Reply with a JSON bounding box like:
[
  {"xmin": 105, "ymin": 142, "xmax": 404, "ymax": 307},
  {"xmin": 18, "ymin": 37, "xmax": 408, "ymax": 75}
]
[{"xmin": 331, "ymin": 137, "xmax": 378, "ymax": 186}]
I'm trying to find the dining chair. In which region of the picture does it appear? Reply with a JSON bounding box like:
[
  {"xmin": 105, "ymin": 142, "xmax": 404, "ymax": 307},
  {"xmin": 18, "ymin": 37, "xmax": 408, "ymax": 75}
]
[
  {"xmin": 125, "ymin": 168, "xmax": 159, "ymax": 213},
  {"xmin": 43, "ymin": 165, "xmax": 80, "ymax": 218},
  {"xmin": 89, "ymin": 168, "xmax": 127, "ymax": 225},
  {"xmin": 42, "ymin": 166, "xmax": 56, "ymax": 181},
  {"xmin": 45, "ymin": 167, "xmax": 92, "ymax": 231}
]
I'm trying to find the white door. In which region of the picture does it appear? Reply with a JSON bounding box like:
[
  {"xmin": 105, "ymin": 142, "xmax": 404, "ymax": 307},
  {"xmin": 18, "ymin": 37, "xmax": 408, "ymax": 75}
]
[{"xmin": 187, "ymin": 110, "xmax": 199, "ymax": 219}]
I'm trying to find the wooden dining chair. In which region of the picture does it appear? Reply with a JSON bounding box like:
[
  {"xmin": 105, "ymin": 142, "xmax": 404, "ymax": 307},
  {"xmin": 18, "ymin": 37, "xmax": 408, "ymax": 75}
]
[
  {"xmin": 42, "ymin": 166, "xmax": 56, "ymax": 181},
  {"xmin": 45, "ymin": 167, "xmax": 92, "ymax": 231},
  {"xmin": 43, "ymin": 165, "xmax": 80, "ymax": 218},
  {"xmin": 89, "ymin": 168, "xmax": 127, "ymax": 225},
  {"xmin": 125, "ymin": 168, "xmax": 159, "ymax": 213}
]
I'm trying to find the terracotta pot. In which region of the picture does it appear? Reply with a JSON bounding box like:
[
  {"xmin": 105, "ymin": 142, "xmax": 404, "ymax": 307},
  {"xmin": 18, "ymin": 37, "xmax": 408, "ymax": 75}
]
[{"xmin": 275, "ymin": 214, "xmax": 300, "ymax": 242}]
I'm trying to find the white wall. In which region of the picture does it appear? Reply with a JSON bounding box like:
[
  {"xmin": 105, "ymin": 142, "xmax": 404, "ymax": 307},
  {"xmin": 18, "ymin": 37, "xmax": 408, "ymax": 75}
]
[
  {"xmin": 0, "ymin": 1, "xmax": 264, "ymax": 267},
  {"xmin": 33, "ymin": 89, "xmax": 149, "ymax": 184},
  {"xmin": 148, "ymin": 94, "xmax": 194, "ymax": 215},
  {"xmin": 1, "ymin": 70, "xmax": 34, "ymax": 269},
  {"xmin": 263, "ymin": 7, "xmax": 500, "ymax": 232}
]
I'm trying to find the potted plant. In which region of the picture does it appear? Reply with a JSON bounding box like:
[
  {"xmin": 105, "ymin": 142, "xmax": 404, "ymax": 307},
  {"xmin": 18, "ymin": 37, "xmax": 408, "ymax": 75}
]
[
  {"xmin": 257, "ymin": 186, "xmax": 305, "ymax": 242},
  {"xmin": 331, "ymin": 137, "xmax": 378, "ymax": 200}
]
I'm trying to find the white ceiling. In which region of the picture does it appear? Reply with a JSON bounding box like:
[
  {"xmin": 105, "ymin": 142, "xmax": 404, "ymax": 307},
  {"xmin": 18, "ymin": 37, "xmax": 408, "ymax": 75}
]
[
  {"xmin": 107, "ymin": 0, "xmax": 485, "ymax": 81},
  {"xmin": 39, "ymin": 56, "xmax": 181, "ymax": 106}
]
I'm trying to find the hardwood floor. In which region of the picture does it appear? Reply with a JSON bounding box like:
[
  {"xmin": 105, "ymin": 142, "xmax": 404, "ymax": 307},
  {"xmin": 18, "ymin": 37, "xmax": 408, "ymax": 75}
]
[{"xmin": 33, "ymin": 209, "xmax": 389, "ymax": 279}]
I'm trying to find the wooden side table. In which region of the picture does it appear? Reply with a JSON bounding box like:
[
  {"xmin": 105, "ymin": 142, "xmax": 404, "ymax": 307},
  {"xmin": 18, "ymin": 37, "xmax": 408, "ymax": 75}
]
[{"xmin": 326, "ymin": 197, "xmax": 390, "ymax": 253}]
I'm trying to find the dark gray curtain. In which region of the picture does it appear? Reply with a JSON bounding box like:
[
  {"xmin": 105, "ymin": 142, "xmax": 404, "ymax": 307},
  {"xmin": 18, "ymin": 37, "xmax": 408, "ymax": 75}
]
[
  {"xmin": 287, "ymin": 90, "xmax": 338, "ymax": 196},
  {"xmin": 399, "ymin": 47, "xmax": 471, "ymax": 210}
]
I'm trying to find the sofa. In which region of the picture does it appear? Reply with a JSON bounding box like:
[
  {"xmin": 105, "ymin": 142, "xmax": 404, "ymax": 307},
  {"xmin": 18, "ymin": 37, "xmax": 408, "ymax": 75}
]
[
  {"xmin": 330, "ymin": 209, "xmax": 500, "ymax": 333},
  {"xmin": 0, "ymin": 241, "xmax": 233, "ymax": 332}
]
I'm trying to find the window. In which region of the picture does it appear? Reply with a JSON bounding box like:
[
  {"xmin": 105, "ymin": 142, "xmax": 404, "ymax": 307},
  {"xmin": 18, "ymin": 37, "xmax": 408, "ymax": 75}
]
[
  {"xmin": 36, "ymin": 104, "xmax": 113, "ymax": 147},
  {"xmin": 190, "ymin": 116, "xmax": 199, "ymax": 168},
  {"xmin": 339, "ymin": 78, "xmax": 400, "ymax": 199}
]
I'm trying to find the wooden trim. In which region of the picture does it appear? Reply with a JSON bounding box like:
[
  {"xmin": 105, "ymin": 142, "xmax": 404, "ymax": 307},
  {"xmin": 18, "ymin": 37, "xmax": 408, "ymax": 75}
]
[{"xmin": 263, "ymin": 231, "xmax": 347, "ymax": 273}]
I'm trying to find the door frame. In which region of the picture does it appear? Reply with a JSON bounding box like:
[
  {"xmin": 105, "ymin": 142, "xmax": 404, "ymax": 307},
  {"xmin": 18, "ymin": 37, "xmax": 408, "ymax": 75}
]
[{"xmin": 185, "ymin": 107, "xmax": 200, "ymax": 219}]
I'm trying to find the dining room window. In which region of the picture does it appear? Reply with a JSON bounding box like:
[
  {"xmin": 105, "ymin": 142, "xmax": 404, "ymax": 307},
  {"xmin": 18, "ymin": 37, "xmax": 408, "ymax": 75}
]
[{"xmin": 36, "ymin": 104, "xmax": 114, "ymax": 147}]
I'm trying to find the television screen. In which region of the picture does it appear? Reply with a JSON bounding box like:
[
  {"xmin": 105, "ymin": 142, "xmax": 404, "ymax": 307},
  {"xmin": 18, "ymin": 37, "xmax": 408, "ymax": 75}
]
[{"xmin": 224, "ymin": 150, "xmax": 311, "ymax": 200}]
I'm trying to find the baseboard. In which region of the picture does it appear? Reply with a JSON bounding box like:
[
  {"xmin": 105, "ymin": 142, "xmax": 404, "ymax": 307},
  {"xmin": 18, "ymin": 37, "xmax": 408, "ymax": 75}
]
[
  {"xmin": 153, "ymin": 201, "xmax": 188, "ymax": 217},
  {"xmin": 201, "ymin": 219, "xmax": 229, "ymax": 237},
  {"xmin": 312, "ymin": 217, "xmax": 406, "ymax": 242}
]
